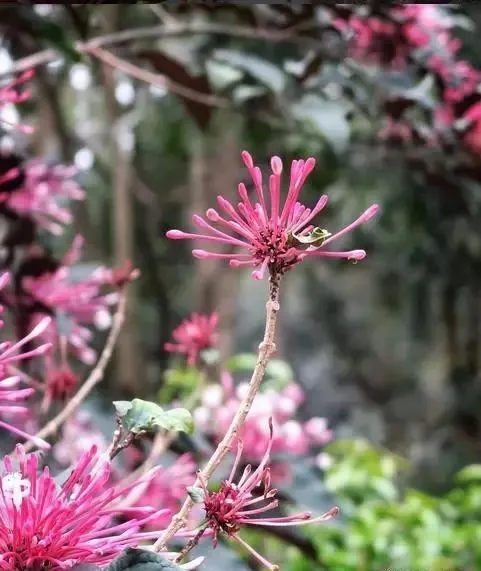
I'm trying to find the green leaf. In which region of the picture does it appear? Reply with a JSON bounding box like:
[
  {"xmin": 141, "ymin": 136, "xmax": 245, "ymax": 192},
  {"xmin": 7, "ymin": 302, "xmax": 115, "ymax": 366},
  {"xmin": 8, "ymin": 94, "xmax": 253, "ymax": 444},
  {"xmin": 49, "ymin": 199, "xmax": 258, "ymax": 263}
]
[
  {"xmin": 265, "ymin": 358, "xmax": 293, "ymax": 384},
  {"xmin": 227, "ymin": 353, "xmax": 258, "ymax": 372},
  {"xmin": 187, "ymin": 486, "xmax": 205, "ymax": 503},
  {"xmin": 16, "ymin": 8, "xmax": 80, "ymax": 62},
  {"xmin": 106, "ymin": 548, "xmax": 183, "ymax": 571},
  {"xmin": 214, "ymin": 49, "xmax": 287, "ymax": 93},
  {"xmin": 113, "ymin": 399, "xmax": 194, "ymax": 435},
  {"xmin": 456, "ymin": 464, "xmax": 481, "ymax": 483},
  {"xmin": 291, "ymin": 95, "xmax": 350, "ymax": 153}
]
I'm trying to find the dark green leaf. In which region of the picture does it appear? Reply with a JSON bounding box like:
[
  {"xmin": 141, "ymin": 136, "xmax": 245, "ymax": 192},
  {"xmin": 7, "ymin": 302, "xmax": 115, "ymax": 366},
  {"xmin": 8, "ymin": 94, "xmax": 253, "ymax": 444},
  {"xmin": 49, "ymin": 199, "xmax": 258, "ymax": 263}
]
[
  {"xmin": 16, "ymin": 7, "xmax": 80, "ymax": 62},
  {"xmin": 113, "ymin": 399, "xmax": 194, "ymax": 435},
  {"xmin": 106, "ymin": 548, "xmax": 182, "ymax": 571}
]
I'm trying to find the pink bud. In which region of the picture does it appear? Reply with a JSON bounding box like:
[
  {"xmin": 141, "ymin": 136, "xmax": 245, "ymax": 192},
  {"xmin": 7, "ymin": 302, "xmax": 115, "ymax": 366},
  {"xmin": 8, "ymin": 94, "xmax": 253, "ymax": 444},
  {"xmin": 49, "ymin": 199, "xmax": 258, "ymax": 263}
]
[
  {"xmin": 166, "ymin": 230, "xmax": 187, "ymax": 239},
  {"xmin": 241, "ymin": 150, "xmax": 254, "ymax": 169},
  {"xmin": 348, "ymin": 249, "xmax": 367, "ymax": 261},
  {"xmin": 192, "ymin": 249, "xmax": 210, "ymax": 259},
  {"xmin": 270, "ymin": 156, "xmax": 283, "ymax": 175},
  {"xmin": 206, "ymin": 208, "xmax": 220, "ymax": 221},
  {"xmin": 360, "ymin": 204, "xmax": 380, "ymax": 223}
]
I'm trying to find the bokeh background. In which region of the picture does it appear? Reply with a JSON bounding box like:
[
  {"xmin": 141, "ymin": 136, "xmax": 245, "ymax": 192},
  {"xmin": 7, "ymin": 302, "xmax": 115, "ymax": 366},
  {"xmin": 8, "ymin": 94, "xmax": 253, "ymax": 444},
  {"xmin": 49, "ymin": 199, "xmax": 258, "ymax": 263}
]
[{"xmin": 4, "ymin": 4, "xmax": 481, "ymax": 570}]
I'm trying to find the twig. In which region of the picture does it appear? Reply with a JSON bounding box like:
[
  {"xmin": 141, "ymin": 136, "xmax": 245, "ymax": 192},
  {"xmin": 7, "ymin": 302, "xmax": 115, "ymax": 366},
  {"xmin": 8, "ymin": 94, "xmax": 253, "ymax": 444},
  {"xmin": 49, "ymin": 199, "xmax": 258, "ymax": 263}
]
[
  {"xmin": 85, "ymin": 45, "xmax": 228, "ymax": 108},
  {"xmin": 23, "ymin": 291, "xmax": 128, "ymax": 452},
  {"xmin": 0, "ymin": 21, "xmax": 325, "ymax": 80},
  {"xmin": 153, "ymin": 274, "xmax": 281, "ymax": 552}
]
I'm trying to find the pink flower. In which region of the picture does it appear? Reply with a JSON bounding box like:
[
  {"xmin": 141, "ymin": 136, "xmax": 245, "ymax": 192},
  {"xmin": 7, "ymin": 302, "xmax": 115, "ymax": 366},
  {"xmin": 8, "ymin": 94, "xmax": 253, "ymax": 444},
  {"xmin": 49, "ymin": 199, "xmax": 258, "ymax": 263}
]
[
  {"xmin": 194, "ymin": 374, "xmax": 333, "ymax": 481},
  {"xmin": 167, "ymin": 152, "xmax": 379, "ymax": 280},
  {"xmin": 200, "ymin": 421, "xmax": 339, "ymax": 570},
  {"xmin": 130, "ymin": 454, "xmax": 197, "ymax": 530},
  {"xmin": 0, "ymin": 159, "xmax": 85, "ymax": 235},
  {"xmin": 0, "ymin": 444, "xmax": 170, "ymax": 570},
  {"xmin": 22, "ymin": 235, "xmax": 119, "ymax": 364},
  {"xmin": 165, "ymin": 312, "xmax": 219, "ymax": 366},
  {"xmin": 0, "ymin": 272, "xmax": 51, "ymax": 445},
  {"xmin": 0, "ymin": 70, "xmax": 34, "ymax": 133},
  {"xmin": 53, "ymin": 410, "xmax": 109, "ymax": 467}
]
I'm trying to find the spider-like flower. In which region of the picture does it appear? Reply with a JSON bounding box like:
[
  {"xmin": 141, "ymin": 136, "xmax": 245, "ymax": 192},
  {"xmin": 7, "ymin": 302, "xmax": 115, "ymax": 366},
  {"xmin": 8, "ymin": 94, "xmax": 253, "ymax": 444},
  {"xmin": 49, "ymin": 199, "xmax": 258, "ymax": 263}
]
[
  {"xmin": 165, "ymin": 312, "xmax": 219, "ymax": 366},
  {"xmin": 167, "ymin": 152, "xmax": 379, "ymax": 280},
  {"xmin": 200, "ymin": 420, "xmax": 339, "ymax": 570},
  {"xmin": 0, "ymin": 444, "xmax": 171, "ymax": 570},
  {"xmin": 0, "ymin": 159, "xmax": 85, "ymax": 235},
  {"xmin": 22, "ymin": 235, "xmax": 119, "ymax": 364}
]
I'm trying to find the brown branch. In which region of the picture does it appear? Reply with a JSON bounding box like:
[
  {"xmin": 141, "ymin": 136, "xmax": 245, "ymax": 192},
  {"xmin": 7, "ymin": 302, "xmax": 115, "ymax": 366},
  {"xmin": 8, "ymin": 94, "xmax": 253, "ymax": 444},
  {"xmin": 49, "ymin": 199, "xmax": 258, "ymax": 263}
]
[
  {"xmin": 23, "ymin": 291, "xmax": 128, "ymax": 452},
  {"xmin": 85, "ymin": 45, "xmax": 228, "ymax": 108},
  {"xmin": 153, "ymin": 276, "xmax": 281, "ymax": 552},
  {"xmin": 1, "ymin": 21, "xmax": 325, "ymax": 80}
]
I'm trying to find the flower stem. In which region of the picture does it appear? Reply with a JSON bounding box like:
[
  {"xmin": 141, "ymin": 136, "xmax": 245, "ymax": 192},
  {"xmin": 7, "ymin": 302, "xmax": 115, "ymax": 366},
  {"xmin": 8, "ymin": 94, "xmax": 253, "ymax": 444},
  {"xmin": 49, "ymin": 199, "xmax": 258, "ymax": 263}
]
[{"xmin": 153, "ymin": 274, "xmax": 281, "ymax": 551}]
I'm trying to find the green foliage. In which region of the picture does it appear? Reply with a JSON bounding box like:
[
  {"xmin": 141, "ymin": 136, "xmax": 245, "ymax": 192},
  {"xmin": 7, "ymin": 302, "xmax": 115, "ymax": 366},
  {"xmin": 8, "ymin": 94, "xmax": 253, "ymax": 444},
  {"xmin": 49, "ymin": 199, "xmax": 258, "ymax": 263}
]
[
  {"xmin": 113, "ymin": 399, "xmax": 193, "ymax": 435},
  {"xmin": 280, "ymin": 440, "xmax": 481, "ymax": 571},
  {"xmin": 160, "ymin": 366, "xmax": 202, "ymax": 403},
  {"xmin": 227, "ymin": 353, "xmax": 293, "ymax": 390}
]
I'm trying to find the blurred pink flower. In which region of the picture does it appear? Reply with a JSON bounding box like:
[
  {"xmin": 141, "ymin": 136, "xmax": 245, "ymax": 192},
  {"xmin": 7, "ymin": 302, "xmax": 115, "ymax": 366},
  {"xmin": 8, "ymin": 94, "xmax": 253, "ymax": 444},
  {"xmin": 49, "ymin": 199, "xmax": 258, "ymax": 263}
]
[
  {"xmin": 168, "ymin": 152, "xmax": 378, "ymax": 280},
  {"xmin": 165, "ymin": 312, "xmax": 219, "ymax": 366},
  {"xmin": 0, "ymin": 444, "xmax": 170, "ymax": 570},
  {"xmin": 129, "ymin": 454, "xmax": 197, "ymax": 530},
  {"xmin": 195, "ymin": 373, "xmax": 333, "ymax": 481},
  {"xmin": 201, "ymin": 421, "xmax": 339, "ymax": 570},
  {"xmin": 22, "ymin": 235, "xmax": 119, "ymax": 364},
  {"xmin": 0, "ymin": 159, "xmax": 85, "ymax": 235},
  {"xmin": 0, "ymin": 70, "xmax": 34, "ymax": 133},
  {"xmin": 0, "ymin": 272, "xmax": 51, "ymax": 445},
  {"xmin": 53, "ymin": 410, "xmax": 109, "ymax": 467}
]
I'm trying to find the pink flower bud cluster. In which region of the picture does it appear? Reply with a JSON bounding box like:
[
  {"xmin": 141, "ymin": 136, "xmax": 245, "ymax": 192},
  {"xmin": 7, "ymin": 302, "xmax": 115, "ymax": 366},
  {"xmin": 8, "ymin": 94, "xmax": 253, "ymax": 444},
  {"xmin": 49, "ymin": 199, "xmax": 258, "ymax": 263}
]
[{"xmin": 194, "ymin": 372, "xmax": 332, "ymax": 481}]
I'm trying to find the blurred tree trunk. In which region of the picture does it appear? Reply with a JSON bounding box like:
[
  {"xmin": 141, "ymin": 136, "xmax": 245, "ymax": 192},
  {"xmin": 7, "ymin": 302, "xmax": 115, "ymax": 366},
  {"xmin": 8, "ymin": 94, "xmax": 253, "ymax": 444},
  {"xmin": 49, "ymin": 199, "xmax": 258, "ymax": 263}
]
[
  {"xmin": 101, "ymin": 5, "xmax": 146, "ymax": 397},
  {"xmin": 189, "ymin": 115, "xmax": 241, "ymax": 367}
]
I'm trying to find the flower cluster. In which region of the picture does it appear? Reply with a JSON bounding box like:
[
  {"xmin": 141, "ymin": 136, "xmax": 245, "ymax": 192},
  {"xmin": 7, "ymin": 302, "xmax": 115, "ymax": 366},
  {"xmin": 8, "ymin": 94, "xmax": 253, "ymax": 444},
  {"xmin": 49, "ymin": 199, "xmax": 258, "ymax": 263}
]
[
  {"xmin": 165, "ymin": 312, "xmax": 219, "ymax": 366},
  {"xmin": 333, "ymin": 5, "xmax": 481, "ymax": 159},
  {"xmin": 168, "ymin": 152, "xmax": 378, "ymax": 280},
  {"xmin": 0, "ymin": 444, "xmax": 171, "ymax": 570},
  {"xmin": 0, "ymin": 159, "xmax": 85, "ymax": 235},
  {"xmin": 195, "ymin": 373, "xmax": 332, "ymax": 481},
  {"xmin": 200, "ymin": 420, "xmax": 339, "ymax": 570},
  {"xmin": 22, "ymin": 235, "xmax": 119, "ymax": 365}
]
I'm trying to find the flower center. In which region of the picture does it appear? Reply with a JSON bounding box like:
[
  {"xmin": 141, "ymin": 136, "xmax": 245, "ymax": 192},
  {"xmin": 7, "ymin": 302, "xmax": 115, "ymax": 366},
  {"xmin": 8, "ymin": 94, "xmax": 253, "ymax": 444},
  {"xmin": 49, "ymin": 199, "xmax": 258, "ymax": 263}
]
[{"xmin": 2, "ymin": 472, "xmax": 31, "ymax": 508}]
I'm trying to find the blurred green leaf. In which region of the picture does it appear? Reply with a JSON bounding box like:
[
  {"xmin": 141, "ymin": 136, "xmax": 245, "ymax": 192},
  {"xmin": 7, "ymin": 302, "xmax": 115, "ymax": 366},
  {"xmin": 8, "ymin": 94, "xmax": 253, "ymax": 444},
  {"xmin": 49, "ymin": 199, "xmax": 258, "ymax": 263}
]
[
  {"xmin": 456, "ymin": 464, "xmax": 481, "ymax": 483},
  {"xmin": 214, "ymin": 49, "xmax": 287, "ymax": 93},
  {"xmin": 113, "ymin": 399, "xmax": 193, "ymax": 435}
]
